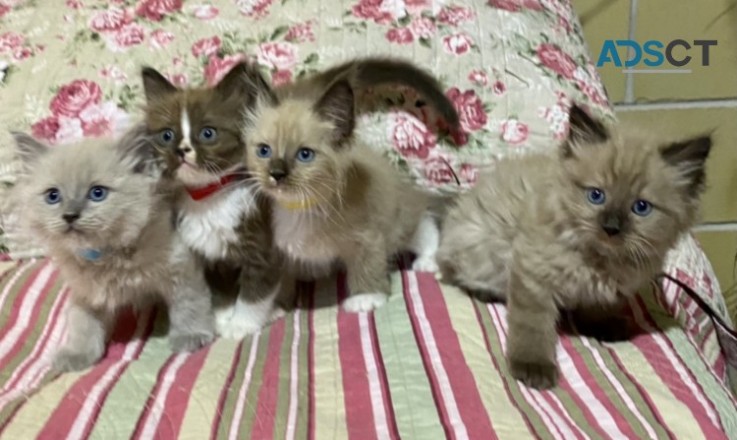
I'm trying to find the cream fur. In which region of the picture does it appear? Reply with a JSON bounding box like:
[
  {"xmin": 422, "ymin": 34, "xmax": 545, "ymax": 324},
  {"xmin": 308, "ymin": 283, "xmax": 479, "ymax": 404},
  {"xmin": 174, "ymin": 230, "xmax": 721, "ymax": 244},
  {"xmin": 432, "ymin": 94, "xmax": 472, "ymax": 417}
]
[
  {"xmin": 246, "ymin": 94, "xmax": 436, "ymax": 312},
  {"xmin": 438, "ymin": 110, "xmax": 711, "ymax": 389},
  {"xmin": 10, "ymin": 129, "xmax": 214, "ymax": 372}
]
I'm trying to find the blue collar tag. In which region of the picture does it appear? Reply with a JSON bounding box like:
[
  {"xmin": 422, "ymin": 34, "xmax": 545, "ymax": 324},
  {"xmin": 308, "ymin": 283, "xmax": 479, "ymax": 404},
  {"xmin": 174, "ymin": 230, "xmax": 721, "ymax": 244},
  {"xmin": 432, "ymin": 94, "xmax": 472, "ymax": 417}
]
[{"xmin": 78, "ymin": 248, "xmax": 103, "ymax": 261}]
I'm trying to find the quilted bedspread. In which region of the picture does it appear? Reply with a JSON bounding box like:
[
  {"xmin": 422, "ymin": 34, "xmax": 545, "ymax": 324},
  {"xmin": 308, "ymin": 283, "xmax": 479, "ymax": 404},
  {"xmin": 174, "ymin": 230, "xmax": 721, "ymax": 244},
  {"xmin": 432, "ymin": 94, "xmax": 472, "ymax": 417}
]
[
  {"xmin": 0, "ymin": 0, "xmax": 736, "ymax": 438},
  {"xmin": 0, "ymin": 256, "xmax": 735, "ymax": 439}
]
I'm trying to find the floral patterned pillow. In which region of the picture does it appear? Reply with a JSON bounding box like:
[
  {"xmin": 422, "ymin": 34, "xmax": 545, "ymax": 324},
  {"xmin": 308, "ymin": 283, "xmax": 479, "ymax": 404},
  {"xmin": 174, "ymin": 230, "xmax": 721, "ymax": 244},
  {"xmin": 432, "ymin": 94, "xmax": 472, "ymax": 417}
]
[{"xmin": 0, "ymin": 0, "xmax": 613, "ymax": 255}]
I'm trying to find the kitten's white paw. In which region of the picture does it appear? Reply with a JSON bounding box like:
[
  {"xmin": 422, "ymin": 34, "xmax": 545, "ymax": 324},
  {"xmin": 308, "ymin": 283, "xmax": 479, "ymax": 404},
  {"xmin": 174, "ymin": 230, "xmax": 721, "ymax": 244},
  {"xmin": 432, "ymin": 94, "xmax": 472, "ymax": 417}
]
[
  {"xmin": 215, "ymin": 297, "xmax": 278, "ymax": 339},
  {"xmin": 269, "ymin": 307, "xmax": 287, "ymax": 322},
  {"xmin": 342, "ymin": 292, "xmax": 388, "ymax": 313},
  {"xmin": 217, "ymin": 318, "xmax": 264, "ymax": 340},
  {"xmin": 214, "ymin": 304, "xmax": 235, "ymax": 330},
  {"xmin": 412, "ymin": 255, "xmax": 439, "ymax": 273}
]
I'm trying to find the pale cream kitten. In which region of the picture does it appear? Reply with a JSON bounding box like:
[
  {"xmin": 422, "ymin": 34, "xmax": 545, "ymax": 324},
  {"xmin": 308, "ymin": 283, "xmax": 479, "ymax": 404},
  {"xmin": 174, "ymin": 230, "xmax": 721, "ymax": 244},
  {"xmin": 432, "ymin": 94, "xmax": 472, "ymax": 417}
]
[
  {"xmin": 10, "ymin": 126, "xmax": 214, "ymax": 372},
  {"xmin": 243, "ymin": 75, "xmax": 439, "ymax": 312},
  {"xmin": 437, "ymin": 105, "xmax": 711, "ymax": 389}
]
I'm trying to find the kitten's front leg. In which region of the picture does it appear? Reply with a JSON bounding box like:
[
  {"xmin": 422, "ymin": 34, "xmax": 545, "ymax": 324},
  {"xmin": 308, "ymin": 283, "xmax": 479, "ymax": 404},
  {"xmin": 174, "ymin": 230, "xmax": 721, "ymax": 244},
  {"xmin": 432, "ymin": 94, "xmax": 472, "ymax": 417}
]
[
  {"xmin": 216, "ymin": 244, "xmax": 285, "ymax": 339},
  {"xmin": 506, "ymin": 260, "xmax": 560, "ymax": 389},
  {"xmin": 343, "ymin": 239, "xmax": 390, "ymax": 313},
  {"xmin": 410, "ymin": 212, "xmax": 440, "ymax": 273},
  {"xmin": 216, "ymin": 271, "xmax": 283, "ymax": 339},
  {"xmin": 167, "ymin": 266, "xmax": 215, "ymax": 352},
  {"xmin": 53, "ymin": 300, "xmax": 109, "ymax": 372}
]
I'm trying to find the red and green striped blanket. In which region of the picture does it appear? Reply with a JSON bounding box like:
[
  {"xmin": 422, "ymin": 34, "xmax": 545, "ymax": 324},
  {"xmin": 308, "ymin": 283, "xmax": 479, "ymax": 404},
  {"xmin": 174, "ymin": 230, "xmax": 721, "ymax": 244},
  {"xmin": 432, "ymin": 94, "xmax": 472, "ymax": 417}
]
[{"xmin": 0, "ymin": 257, "xmax": 735, "ymax": 439}]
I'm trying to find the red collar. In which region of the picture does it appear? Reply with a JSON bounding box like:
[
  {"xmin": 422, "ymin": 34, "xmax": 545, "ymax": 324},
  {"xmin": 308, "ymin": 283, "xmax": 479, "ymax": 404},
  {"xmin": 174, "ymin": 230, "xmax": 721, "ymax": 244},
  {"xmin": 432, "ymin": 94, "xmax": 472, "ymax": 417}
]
[{"xmin": 185, "ymin": 173, "xmax": 244, "ymax": 201}]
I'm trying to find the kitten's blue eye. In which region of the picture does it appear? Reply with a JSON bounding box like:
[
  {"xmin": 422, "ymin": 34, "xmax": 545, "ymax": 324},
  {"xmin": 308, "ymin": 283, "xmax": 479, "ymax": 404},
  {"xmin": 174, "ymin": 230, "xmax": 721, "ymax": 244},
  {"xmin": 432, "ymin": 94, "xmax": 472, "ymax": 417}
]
[
  {"xmin": 88, "ymin": 186, "xmax": 108, "ymax": 202},
  {"xmin": 159, "ymin": 129, "xmax": 175, "ymax": 144},
  {"xmin": 256, "ymin": 143, "xmax": 272, "ymax": 158},
  {"xmin": 586, "ymin": 188, "xmax": 606, "ymax": 205},
  {"xmin": 632, "ymin": 200, "xmax": 653, "ymax": 217},
  {"xmin": 296, "ymin": 147, "xmax": 315, "ymax": 163},
  {"xmin": 44, "ymin": 188, "xmax": 61, "ymax": 205},
  {"xmin": 198, "ymin": 127, "xmax": 217, "ymax": 143}
]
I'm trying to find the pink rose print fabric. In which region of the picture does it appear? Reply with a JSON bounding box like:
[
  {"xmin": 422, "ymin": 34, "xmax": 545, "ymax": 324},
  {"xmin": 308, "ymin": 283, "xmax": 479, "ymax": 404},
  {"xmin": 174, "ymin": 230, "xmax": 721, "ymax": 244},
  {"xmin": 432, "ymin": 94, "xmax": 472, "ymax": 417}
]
[
  {"xmin": 0, "ymin": 0, "xmax": 731, "ymax": 423},
  {"xmin": 447, "ymin": 88, "xmax": 488, "ymax": 133},
  {"xmin": 0, "ymin": 0, "xmax": 618, "ymax": 254},
  {"xmin": 499, "ymin": 118, "xmax": 529, "ymax": 145},
  {"xmin": 135, "ymin": 0, "xmax": 183, "ymax": 21},
  {"xmin": 0, "ymin": 0, "xmax": 622, "ymax": 199},
  {"xmin": 191, "ymin": 4, "xmax": 219, "ymax": 20},
  {"xmin": 31, "ymin": 79, "xmax": 129, "ymax": 144},
  {"xmin": 0, "ymin": 0, "xmax": 615, "ymax": 195},
  {"xmin": 192, "ymin": 36, "xmax": 221, "ymax": 58}
]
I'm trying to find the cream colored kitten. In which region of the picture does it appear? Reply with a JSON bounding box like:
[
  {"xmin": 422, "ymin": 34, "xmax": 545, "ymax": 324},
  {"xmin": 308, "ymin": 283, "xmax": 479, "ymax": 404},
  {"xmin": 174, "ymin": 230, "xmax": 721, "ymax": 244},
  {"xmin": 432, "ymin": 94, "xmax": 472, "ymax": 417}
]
[
  {"xmin": 243, "ymin": 75, "xmax": 438, "ymax": 312},
  {"xmin": 437, "ymin": 105, "xmax": 711, "ymax": 389},
  {"xmin": 10, "ymin": 126, "xmax": 214, "ymax": 372}
]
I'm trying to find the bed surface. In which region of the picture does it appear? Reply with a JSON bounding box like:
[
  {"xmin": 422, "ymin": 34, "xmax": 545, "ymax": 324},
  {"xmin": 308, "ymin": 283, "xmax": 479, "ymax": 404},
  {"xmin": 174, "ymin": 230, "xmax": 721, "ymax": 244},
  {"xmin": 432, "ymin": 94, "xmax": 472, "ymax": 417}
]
[
  {"xmin": 0, "ymin": 0, "xmax": 736, "ymax": 438},
  {"xmin": 0, "ymin": 257, "xmax": 735, "ymax": 439}
]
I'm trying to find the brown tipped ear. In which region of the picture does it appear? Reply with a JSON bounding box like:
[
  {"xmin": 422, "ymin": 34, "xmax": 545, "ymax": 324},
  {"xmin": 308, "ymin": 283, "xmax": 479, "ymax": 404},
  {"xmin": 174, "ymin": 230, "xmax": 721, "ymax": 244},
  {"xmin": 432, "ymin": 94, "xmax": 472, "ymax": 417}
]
[
  {"xmin": 562, "ymin": 104, "xmax": 609, "ymax": 157},
  {"xmin": 116, "ymin": 124, "xmax": 161, "ymax": 177},
  {"xmin": 215, "ymin": 62, "xmax": 277, "ymax": 108},
  {"xmin": 141, "ymin": 67, "xmax": 177, "ymax": 102},
  {"xmin": 661, "ymin": 135, "xmax": 712, "ymax": 195},
  {"xmin": 314, "ymin": 80, "xmax": 355, "ymax": 146},
  {"xmin": 11, "ymin": 131, "xmax": 48, "ymax": 166}
]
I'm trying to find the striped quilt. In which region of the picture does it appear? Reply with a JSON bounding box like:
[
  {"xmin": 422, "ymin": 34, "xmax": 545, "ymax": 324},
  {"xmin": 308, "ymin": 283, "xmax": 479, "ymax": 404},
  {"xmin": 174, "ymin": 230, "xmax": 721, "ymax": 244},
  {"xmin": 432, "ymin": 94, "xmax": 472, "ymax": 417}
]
[{"xmin": 0, "ymin": 258, "xmax": 735, "ymax": 439}]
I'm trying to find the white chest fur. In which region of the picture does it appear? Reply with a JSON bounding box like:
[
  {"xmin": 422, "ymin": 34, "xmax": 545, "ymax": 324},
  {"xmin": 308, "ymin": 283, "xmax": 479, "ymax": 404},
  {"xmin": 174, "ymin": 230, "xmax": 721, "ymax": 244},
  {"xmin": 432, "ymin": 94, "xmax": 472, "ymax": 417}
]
[
  {"xmin": 272, "ymin": 207, "xmax": 337, "ymax": 274},
  {"xmin": 178, "ymin": 186, "xmax": 256, "ymax": 261}
]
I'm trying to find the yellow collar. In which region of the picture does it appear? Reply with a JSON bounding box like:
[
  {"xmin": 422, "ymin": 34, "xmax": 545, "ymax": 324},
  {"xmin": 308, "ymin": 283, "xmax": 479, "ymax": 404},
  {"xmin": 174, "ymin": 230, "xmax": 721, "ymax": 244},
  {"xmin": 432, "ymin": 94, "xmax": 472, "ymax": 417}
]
[{"xmin": 278, "ymin": 198, "xmax": 318, "ymax": 211}]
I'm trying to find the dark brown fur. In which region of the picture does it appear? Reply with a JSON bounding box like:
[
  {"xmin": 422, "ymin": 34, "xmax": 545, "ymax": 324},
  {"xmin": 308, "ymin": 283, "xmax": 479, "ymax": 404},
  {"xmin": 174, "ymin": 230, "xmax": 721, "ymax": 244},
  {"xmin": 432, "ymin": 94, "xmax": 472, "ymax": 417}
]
[{"xmin": 141, "ymin": 65, "xmax": 258, "ymax": 178}]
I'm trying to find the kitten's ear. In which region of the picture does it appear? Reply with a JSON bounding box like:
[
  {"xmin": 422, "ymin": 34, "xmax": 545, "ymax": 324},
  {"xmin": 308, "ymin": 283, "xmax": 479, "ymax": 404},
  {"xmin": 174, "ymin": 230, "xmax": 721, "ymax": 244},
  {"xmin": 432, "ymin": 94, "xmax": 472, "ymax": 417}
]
[
  {"xmin": 141, "ymin": 67, "xmax": 177, "ymax": 102},
  {"xmin": 661, "ymin": 135, "xmax": 712, "ymax": 195},
  {"xmin": 215, "ymin": 62, "xmax": 276, "ymax": 107},
  {"xmin": 562, "ymin": 104, "xmax": 609, "ymax": 156},
  {"xmin": 116, "ymin": 124, "xmax": 162, "ymax": 177},
  {"xmin": 11, "ymin": 131, "xmax": 49, "ymax": 166},
  {"xmin": 314, "ymin": 80, "xmax": 355, "ymax": 146}
]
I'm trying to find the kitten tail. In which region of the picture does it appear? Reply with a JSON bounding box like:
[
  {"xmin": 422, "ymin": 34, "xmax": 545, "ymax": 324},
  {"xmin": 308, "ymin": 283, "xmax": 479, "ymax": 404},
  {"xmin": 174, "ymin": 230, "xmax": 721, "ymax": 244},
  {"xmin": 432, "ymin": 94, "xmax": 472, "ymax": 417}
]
[{"xmin": 309, "ymin": 57, "xmax": 462, "ymax": 143}]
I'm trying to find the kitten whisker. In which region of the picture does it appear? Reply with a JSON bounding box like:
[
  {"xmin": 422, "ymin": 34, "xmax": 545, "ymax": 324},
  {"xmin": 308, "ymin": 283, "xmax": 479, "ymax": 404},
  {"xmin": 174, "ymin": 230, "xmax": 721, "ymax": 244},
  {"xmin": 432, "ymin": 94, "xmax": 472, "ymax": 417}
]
[{"xmin": 308, "ymin": 179, "xmax": 344, "ymax": 209}]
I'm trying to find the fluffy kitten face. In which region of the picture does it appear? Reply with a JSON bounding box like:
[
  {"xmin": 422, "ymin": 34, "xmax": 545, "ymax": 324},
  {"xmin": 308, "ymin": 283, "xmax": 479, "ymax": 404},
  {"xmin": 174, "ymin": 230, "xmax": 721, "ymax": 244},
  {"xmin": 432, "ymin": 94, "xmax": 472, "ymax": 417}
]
[
  {"xmin": 244, "ymin": 79, "xmax": 356, "ymax": 207},
  {"xmin": 141, "ymin": 65, "xmax": 257, "ymax": 187},
  {"xmin": 556, "ymin": 106, "xmax": 710, "ymax": 266},
  {"xmin": 12, "ymin": 127, "xmax": 160, "ymax": 252}
]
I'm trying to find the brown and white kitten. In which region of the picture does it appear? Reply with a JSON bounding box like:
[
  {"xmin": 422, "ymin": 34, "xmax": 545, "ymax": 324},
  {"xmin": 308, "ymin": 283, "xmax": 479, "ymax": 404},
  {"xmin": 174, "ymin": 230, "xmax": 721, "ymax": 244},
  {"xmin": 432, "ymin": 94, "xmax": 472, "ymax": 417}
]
[
  {"xmin": 437, "ymin": 105, "xmax": 712, "ymax": 389},
  {"xmin": 141, "ymin": 58, "xmax": 457, "ymax": 329},
  {"xmin": 10, "ymin": 126, "xmax": 214, "ymax": 372},
  {"xmin": 141, "ymin": 64, "xmax": 284, "ymax": 339},
  {"xmin": 243, "ymin": 73, "xmax": 439, "ymax": 312}
]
